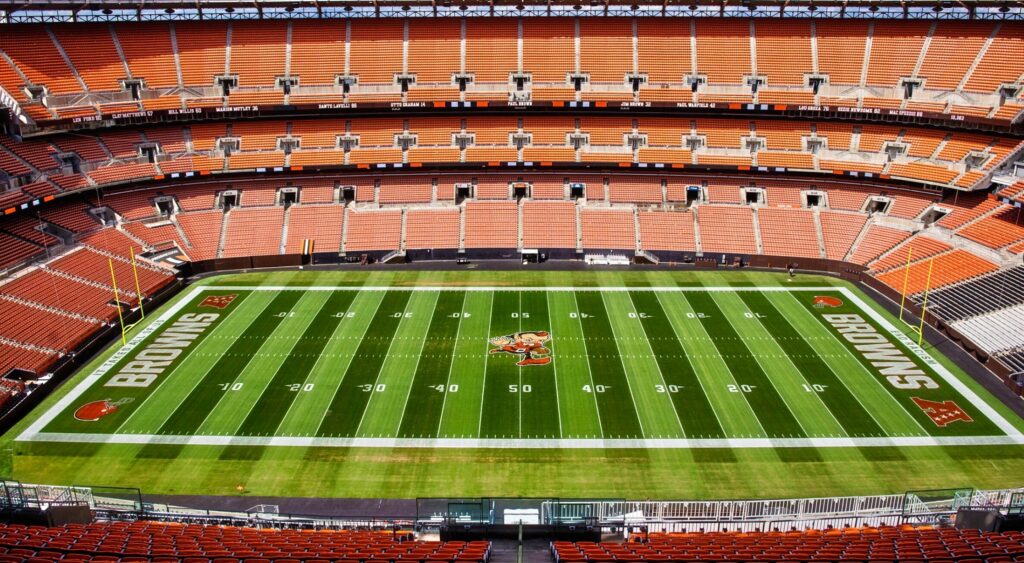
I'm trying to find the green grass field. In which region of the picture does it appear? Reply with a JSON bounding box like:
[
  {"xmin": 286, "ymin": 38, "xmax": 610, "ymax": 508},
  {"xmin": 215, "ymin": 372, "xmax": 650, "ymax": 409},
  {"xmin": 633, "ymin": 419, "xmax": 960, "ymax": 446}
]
[{"xmin": 4, "ymin": 269, "xmax": 1024, "ymax": 500}]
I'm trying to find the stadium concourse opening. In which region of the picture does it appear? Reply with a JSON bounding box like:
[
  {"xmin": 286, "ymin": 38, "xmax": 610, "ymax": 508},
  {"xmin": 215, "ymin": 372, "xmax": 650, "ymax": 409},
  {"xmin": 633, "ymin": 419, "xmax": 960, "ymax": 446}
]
[{"xmin": 1, "ymin": 0, "xmax": 1024, "ymax": 557}]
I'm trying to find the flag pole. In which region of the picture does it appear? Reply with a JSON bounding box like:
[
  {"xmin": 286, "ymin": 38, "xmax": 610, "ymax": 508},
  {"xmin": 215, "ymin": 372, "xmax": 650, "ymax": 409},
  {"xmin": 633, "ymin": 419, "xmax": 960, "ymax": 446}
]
[
  {"xmin": 129, "ymin": 247, "xmax": 145, "ymax": 320},
  {"xmin": 108, "ymin": 258, "xmax": 127, "ymax": 346},
  {"xmin": 898, "ymin": 245, "xmax": 914, "ymax": 324},
  {"xmin": 918, "ymin": 257, "xmax": 935, "ymax": 347}
]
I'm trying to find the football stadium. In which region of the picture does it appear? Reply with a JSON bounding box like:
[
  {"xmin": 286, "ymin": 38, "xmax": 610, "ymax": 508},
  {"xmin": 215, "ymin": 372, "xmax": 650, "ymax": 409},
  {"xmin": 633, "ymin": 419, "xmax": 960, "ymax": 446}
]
[{"xmin": 1, "ymin": 0, "xmax": 1024, "ymax": 560}]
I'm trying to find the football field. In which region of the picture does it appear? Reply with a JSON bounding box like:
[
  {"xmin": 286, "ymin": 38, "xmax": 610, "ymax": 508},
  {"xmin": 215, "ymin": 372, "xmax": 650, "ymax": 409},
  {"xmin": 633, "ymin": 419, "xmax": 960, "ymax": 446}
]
[{"xmin": 7, "ymin": 269, "xmax": 1024, "ymax": 499}]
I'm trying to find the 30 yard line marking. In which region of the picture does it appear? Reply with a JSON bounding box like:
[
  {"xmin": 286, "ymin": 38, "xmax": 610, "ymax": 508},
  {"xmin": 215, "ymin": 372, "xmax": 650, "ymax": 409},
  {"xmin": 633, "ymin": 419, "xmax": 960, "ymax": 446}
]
[
  {"xmin": 624, "ymin": 292, "xmax": 687, "ymax": 439},
  {"xmin": 385, "ymin": 291, "xmax": 440, "ymax": 437}
]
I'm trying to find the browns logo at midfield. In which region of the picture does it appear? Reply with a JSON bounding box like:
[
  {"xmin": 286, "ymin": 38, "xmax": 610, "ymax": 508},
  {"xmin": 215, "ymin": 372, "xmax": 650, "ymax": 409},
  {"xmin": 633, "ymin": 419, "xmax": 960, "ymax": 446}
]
[{"xmin": 489, "ymin": 331, "xmax": 552, "ymax": 367}]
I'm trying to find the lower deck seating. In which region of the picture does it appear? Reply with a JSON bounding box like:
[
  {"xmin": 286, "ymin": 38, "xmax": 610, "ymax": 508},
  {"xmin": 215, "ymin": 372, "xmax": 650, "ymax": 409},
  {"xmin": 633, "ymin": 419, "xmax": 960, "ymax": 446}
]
[
  {"xmin": 819, "ymin": 211, "xmax": 867, "ymax": 261},
  {"xmin": 0, "ymin": 523, "xmax": 490, "ymax": 562},
  {"xmin": 875, "ymin": 249, "xmax": 999, "ymax": 296},
  {"xmin": 345, "ymin": 208, "xmax": 402, "ymax": 253},
  {"xmin": 221, "ymin": 207, "xmax": 285, "ymax": 258},
  {"xmin": 0, "ymin": 268, "xmax": 122, "ymax": 322},
  {"xmin": 0, "ymin": 342, "xmax": 58, "ymax": 376},
  {"xmin": 580, "ymin": 208, "xmax": 636, "ymax": 250},
  {"xmin": 406, "ymin": 208, "xmax": 460, "ymax": 250},
  {"xmin": 637, "ymin": 211, "xmax": 696, "ymax": 253},
  {"xmin": 0, "ymin": 298, "xmax": 99, "ymax": 352},
  {"xmin": 915, "ymin": 265, "xmax": 1024, "ymax": 322},
  {"xmin": 552, "ymin": 528, "xmax": 1024, "ymax": 562},
  {"xmin": 758, "ymin": 207, "xmax": 820, "ymax": 258},
  {"xmin": 465, "ymin": 201, "xmax": 518, "ymax": 249},
  {"xmin": 697, "ymin": 205, "xmax": 757, "ymax": 255},
  {"xmin": 283, "ymin": 205, "xmax": 344, "ymax": 255},
  {"xmin": 848, "ymin": 225, "xmax": 913, "ymax": 265}
]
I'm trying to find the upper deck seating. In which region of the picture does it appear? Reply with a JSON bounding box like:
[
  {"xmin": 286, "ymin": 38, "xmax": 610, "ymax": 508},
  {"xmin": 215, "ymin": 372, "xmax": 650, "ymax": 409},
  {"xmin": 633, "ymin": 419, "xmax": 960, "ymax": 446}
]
[{"xmin": 4, "ymin": 19, "xmax": 1024, "ymax": 122}]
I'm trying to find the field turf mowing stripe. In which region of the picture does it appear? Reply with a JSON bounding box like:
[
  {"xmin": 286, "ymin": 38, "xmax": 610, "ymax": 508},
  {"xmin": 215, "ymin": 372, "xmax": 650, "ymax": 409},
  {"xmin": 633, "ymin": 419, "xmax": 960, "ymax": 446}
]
[
  {"xmin": 629, "ymin": 291, "xmax": 725, "ymax": 439},
  {"xmin": 274, "ymin": 290, "xmax": 386, "ymax": 436},
  {"xmin": 519, "ymin": 291, "xmax": 561, "ymax": 439},
  {"xmin": 546, "ymin": 291, "xmax": 603, "ymax": 438},
  {"xmin": 397, "ymin": 291, "xmax": 466, "ymax": 438},
  {"xmin": 574, "ymin": 291, "xmax": 644, "ymax": 439},
  {"xmin": 480, "ymin": 291, "xmax": 522, "ymax": 438},
  {"xmin": 437, "ymin": 291, "xmax": 492, "ymax": 438},
  {"xmin": 603, "ymin": 291, "xmax": 684, "ymax": 438},
  {"xmin": 358, "ymin": 291, "xmax": 440, "ymax": 437},
  {"xmin": 685, "ymin": 292, "xmax": 806, "ymax": 438},
  {"xmin": 740, "ymin": 292, "xmax": 885, "ymax": 438},
  {"xmin": 316, "ymin": 290, "xmax": 412, "ymax": 438},
  {"xmin": 794, "ymin": 293, "xmax": 1004, "ymax": 437},
  {"xmin": 655, "ymin": 291, "xmax": 766, "ymax": 438},
  {"xmin": 155, "ymin": 290, "xmax": 304, "ymax": 436},
  {"xmin": 234, "ymin": 290, "xmax": 359, "ymax": 437}
]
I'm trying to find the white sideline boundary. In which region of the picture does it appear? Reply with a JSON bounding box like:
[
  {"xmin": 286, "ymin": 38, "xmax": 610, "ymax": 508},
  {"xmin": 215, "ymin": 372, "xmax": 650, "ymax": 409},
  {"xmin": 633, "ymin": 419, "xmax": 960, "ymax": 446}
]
[
  {"xmin": 16, "ymin": 284, "xmax": 1024, "ymax": 449},
  {"xmin": 17, "ymin": 433, "xmax": 1024, "ymax": 449}
]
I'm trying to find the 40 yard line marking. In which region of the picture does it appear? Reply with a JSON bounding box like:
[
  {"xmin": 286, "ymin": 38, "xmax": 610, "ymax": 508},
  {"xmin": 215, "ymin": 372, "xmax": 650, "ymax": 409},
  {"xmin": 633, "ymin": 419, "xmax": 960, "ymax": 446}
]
[
  {"xmin": 571, "ymin": 290, "xmax": 605, "ymax": 440},
  {"xmin": 434, "ymin": 292, "xmax": 468, "ymax": 439}
]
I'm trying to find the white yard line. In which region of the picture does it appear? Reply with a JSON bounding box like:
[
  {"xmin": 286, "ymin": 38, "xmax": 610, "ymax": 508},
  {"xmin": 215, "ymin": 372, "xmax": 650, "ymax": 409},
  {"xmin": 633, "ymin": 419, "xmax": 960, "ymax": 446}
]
[
  {"xmin": 352, "ymin": 292, "xmax": 419, "ymax": 437},
  {"xmin": 434, "ymin": 292, "xmax": 468, "ymax": 438},
  {"xmin": 839, "ymin": 287, "xmax": 1024, "ymax": 438},
  {"xmin": 598, "ymin": 291, "xmax": 648, "ymax": 440},
  {"xmin": 22, "ymin": 432, "xmax": 1024, "ymax": 449},
  {"xmin": 211, "ymin": 286, "xmax": 842, "ymax": 293},
  {"xmin": 570, "ymin": 291, "xmax": 605, "ymax": 439}
]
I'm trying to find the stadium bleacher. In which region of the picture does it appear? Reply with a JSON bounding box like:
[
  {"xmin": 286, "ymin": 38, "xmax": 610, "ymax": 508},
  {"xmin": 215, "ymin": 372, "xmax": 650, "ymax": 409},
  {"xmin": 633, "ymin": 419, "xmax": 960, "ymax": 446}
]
[{"xmin": 552, "ymin": 528, "xmax": 1024, "ymax": 562}]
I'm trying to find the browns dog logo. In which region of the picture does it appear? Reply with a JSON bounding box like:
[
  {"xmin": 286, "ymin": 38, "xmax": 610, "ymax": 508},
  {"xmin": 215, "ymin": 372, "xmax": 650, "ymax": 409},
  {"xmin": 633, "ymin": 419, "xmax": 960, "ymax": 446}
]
[
  {"xmin": 813, "ymin": 295, "xmax": 844, "ymax": 308},
  {"xmin": 489, "ymin": 331, "xmax": 552, "ymax": 367},
  {"xmin": 74, "ymin": 398, "xmax": 134, "ymax": 422},
  {"xmin": 199, "ymin": 294, "xmax": 237, "ymax": 309}
]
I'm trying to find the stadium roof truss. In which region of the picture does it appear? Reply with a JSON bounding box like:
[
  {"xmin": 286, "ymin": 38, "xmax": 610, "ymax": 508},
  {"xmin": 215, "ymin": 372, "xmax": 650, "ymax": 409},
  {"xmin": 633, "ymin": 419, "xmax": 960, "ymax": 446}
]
[{"xmin": 2, "ymin": 0, "xmax": 1024, "ymax": 22}]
